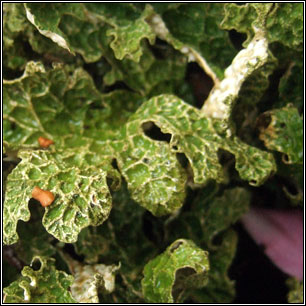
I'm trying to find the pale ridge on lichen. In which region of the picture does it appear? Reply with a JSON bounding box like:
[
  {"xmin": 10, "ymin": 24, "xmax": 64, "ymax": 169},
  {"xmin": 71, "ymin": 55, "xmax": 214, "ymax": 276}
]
[
  {"xmin": 147, "ymin": 9, "xmax": 219, "ymax": 85},
  {"xmin": 71, "ymin": 263, "xmax": 120, "ymax": 303},
  {"xmin": 25, "ymin": 8, "xmax": 72, "ymax": 53},
  {"xmin": 202, "ymin": 28, "xmax": 268, "ymax": 120}
]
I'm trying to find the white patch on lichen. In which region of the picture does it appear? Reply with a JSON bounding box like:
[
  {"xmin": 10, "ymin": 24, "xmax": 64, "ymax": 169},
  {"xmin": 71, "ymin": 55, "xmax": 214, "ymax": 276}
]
[
  {"xmin": 181, "ymin": 47, "xmax": 189, "ymax": 54},
  {"xmin": 71, "ymin": 263, "xmax": 120, "ymax": 303},
  {"xmin": 149, "ymin": 13, "xmax": 170, "ymax": 39},
  {"xmin": 25, "ymin": 8, "xmax": 71, "ymax": 53},
  {"xmin": 24, "ymin": 290, "xmax": 30, "ymax": 301},
  {"xmin": 202, "ymin": 30, "xmax": 268, "ymax": 119},
  {"xmin": 188, "ymin": 53, "xmax": 196, "ymax": 62}
]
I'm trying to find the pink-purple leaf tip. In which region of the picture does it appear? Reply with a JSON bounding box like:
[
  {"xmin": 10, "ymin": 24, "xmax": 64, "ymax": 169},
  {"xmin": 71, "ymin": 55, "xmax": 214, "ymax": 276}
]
[{"xmin": 241, "ymin": 207, "xmax": 303, "ymax": 280}]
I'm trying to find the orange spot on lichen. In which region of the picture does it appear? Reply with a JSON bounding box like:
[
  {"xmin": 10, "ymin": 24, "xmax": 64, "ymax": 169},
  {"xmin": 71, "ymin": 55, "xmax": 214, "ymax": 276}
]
[
  {"xmin": 32, "ymin": 186, "xmax": 55, "ymax": 207},
  {"xmin": 38, "ymin": 137, "xmax": 54, "ymax": 148}
]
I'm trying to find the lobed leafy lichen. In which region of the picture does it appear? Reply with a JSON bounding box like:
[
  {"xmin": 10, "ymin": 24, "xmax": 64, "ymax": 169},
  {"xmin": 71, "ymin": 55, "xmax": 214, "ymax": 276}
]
[{"xmin": 3, "ymin": 3, "xmax": 303, "ymax": 304}]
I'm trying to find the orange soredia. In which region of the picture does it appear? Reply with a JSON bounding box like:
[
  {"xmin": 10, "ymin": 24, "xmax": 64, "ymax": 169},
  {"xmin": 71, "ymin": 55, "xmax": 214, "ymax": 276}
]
[
  {"xmin": 32, "ymin": 186, "xmax": 55, "ymax": 207},
  {"xmin": 38, "ymin": 137, "xmax": 54, "ymax": 148}
]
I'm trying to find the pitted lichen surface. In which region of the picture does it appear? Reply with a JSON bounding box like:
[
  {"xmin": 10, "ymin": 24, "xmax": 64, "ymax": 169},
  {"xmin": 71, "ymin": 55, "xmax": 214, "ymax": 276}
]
[
  {"xmin": 222, "ymin": 3, "xmax": 303, "ymax": 49},
  {"xmin": 126, "ymin": 94, "xmax": 276, "ymax": 186},
  {"xmin": 4, "ymin": 62, "xmax": 276, "ymax": 244},
  {"xmin": 3, "ymin": 256, "xmax": 76, "ymax": 303},
  {"xmin": 3, "ymin": 3, "xmax": 303, "ymax": 304},
  {"xmin": 69, "ymin": 260, "xmax": 120, "ymax": 303},
  {"xmin": 3, "ymin": 149, "xmax": 112, "ymax": 244},
  {"xmin": 258, "ymin": 105, "xmax": 303, "ymax": 164},
  {"xmin": 142, "ymin": 239, "xmax": 209, "ymax": 303}
]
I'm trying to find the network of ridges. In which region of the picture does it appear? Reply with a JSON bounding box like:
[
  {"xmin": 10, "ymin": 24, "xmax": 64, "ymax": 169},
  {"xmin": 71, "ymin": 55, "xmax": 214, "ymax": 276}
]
[
  {"xmin": 25, "ymin": 3, "xmax": 157, "ymax": 63},
  {"xmin": 3, "ymin": 62, "xmax": 109, "ymax": 148},
  {"xmin": 128, "ymin": 94, "xmax": 276, "ymax": 186},
  {"xmin": 222, "ymin": 3, "xmax": 303, "ymax": 50},
  {"xmin": 221, "ymin": 3, "xmax": 260, "ymax": 46},
  {"xmin": 3, "ymin": 148, "xmax": 113, "ymax": 244},
  {"xmin": 259, "ymin": 105, "xmax": 303, "ymax": 164},
  {"xmin": 266, "ymin": 3, "xmax": 303, "ymax": 49},
  {"xmin": 106, "ymin": 5, "xmax": 155, "ymax": 62},
  {"xmin": 142, "ymin": 239, "xmax": 209, "ymax": 303},
  {"xmin": 3, "ymin": 256, "xmax": 76, "ymax": 303},
  {"xmin": 164, "ymin": 186, "xmax": 250, "ymax": 303},
  {"xmin": 118, "ymin": 126, "xmax": 187, "ymax": 216}
]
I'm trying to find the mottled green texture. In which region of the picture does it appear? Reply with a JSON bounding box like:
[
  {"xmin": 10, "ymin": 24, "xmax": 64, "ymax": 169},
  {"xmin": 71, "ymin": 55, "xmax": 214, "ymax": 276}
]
[
  {"xmin": 128, "ymin": 95, "xmax": 276, "ymax": 187},
  {"xmin": 106, "ymin": 5, "xmax": 155, "ymax": 62},
  {"xmin": 142, "ymin": 239, "xmax": 209, "ymax": 303},
  {"xmin": 103, "ymin": 45, "xmax": 188, "ymax": 98},
  {"xmin": 259, "ymin": 106, "xmax": 303, "ymax": 164},
  {"xmin": 2, "ymin": 62, "xmax": 123, "ymax": 243},
  {"xmin": 3, "ymin": 3, "xmax": 29, "ymax": 70},
  {"xmin": 191, "ymin": 230, "xmax": 238, "ymax": 303},
  {"xmin": 287, "ymin": 278, "xmax": 303, "ymax": 303},
  {"xmin": 3, "ymin": 3, "xmax": 303, "ymax": 303},
  {"xmin": 3, "ymin": 3, "xmax": 75, "ymax": 75},
  {"xmin": 24, "ymin": 3, "xmax": 85, "ymax": 54},
  {"xmin": 72, "ymin": 182, "xmax": 151, "ymax": 265},
  {"xmin": 3, "ymin": 148, "xmax": 112, "ymax": 245},
  {"xmin": 3, "ymin": 62, "xmax": 119, "ymax": 244},
  {"xmin": 235, "ymin": 52, "xmax": 277, "ymax": 107},
  {"xmin": 4, "ymin": 62, "xmax": 275, "ymax": 244},
  {"xmin": 222, "ymin": 3, "xmax": 303, "ymax": 50},
  {"xmin": 24, "ymin": 3, "xmax": 156, "ymax": 63},
  {"xmin": 166, "ymin": 186, "xmax": 250, "ymax": 303},
  {"xmin": 3, "ymin": 61, "xmax": 108, "ymax": 147},
  {"xmin": 3, "ymin": 256, "xmax": 76, "ymax": 303},
  {"xmin": 73, "ymin": 182, "xmax": 155, "ymax": 303},
  {"xmin": 154, "ymin": 3, "xmax": 237, "ymax": 77}
]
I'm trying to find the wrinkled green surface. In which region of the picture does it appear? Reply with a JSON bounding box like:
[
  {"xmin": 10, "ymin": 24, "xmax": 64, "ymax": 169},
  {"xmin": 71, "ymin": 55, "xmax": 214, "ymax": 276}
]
[
  {"xmin": 259, "ymin": 105, "xmax": 303, "ymax": 164},
  {"xmin": 3, "ymin": 148, "xmax": 113, "ymax": 244},
  {"xmin": 73, "ymin": 182, "xmax": 155, "ymax": 303},
  {"xmin": 142, "ymin": 239, "xmax": 209, "ymax": 303},
  {"xmin": 191, "ymin": 230, "xmax": 238, "ymax": 303},
  {"xmin": 166, "ymin": 185, "xmax": 250, "ymax": 302},
  {"xmin": 127, "ymin": 94, "xmax": 276, "ymax": 188},
  {"xmin": 3, "ymin": 3, "xmax": 303, "ymax": 303},
  {"xmin": 222, "ymin": 3, "xmax": 303, "ymax": 49},
  {"xmin": 4, "ymin": 62, "xmax": 275, "ymax": 244},
  {"xmin": 24, "ymin": 3, "xmax": 156, "ymax": 63},
  {"xmin": 153, "ymin": 3, "xmax": 237, "ymax": 78},
  {"xmin": 3, "ymin": 256, "xmax": 76, "ymax": 303}
]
